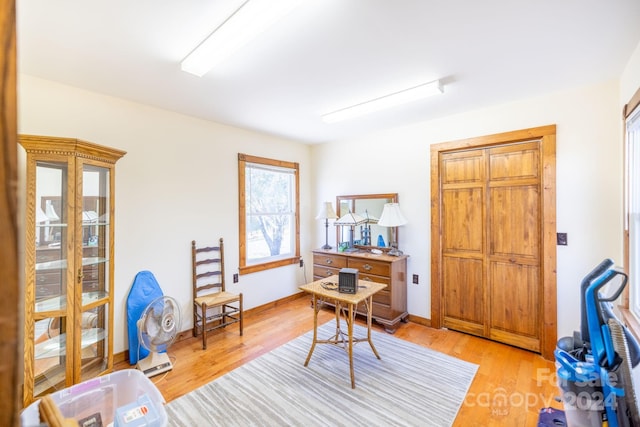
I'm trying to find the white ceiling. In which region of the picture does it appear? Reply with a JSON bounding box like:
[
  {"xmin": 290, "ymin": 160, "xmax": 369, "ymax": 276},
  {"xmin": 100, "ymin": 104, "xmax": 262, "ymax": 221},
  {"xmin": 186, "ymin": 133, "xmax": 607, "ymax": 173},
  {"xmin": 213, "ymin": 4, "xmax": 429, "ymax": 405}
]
[{"xmin": 16, "ymin": 0, "xmax": 640, "ymax": 144}]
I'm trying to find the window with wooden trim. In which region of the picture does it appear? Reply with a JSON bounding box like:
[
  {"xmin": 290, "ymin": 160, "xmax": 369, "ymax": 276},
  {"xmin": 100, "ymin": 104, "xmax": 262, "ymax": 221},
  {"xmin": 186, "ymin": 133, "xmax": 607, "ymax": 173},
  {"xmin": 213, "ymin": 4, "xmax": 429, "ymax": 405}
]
[
  {"xmin": 627, "ymin": 104, "xmax": 640, "ymax": 319},
  {"xmin": 238, "ymin": 153, "xmax": 300, "ymax": 275}
]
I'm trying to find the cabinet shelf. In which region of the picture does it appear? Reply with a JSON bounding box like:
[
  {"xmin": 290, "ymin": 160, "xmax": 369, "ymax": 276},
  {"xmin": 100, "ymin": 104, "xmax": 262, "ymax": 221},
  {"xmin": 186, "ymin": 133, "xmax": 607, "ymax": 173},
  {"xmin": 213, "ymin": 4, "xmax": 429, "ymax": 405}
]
[
  {"xmin": 34, "ymin": 328, "xmax": 107, "ymax": 359},
  {"xmin": 35, "ymin": 291, "xmax": 109, "ymax": 313},
  {"xmin": 36, "ymin": 257, "xmax": 108, "ymax": 271}
]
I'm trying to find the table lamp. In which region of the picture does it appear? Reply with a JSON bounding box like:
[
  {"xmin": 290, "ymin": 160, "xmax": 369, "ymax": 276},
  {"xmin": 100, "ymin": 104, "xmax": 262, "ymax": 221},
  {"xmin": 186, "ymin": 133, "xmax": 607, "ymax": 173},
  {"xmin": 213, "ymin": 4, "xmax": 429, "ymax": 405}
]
[
  {"xmin": 377, "ymin": 203, "xmax": 407, "ymax": 256},
  {"xmin": 316, "ymin": 202, "xmax": 338, "ymax": 249},
  {"xmin": 359, "ymin": 209, "xmax": 378, "ymax": 246},
  {"xmin": 36, "ymin": 207, "xmax": 48, "ymax": 223},
  {"xmin": 334, "ymin": 211, "xmax": 367, "ymax": 252},
  {"xmin": 45, "ymin": 200, "xmax": 59, "ymax": 221}
]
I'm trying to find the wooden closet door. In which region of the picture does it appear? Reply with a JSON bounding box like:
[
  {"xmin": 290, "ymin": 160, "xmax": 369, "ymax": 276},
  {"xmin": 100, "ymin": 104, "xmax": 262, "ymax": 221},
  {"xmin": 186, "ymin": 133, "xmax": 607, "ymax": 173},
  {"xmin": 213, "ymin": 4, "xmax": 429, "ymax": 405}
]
[
  {"xmin": 441, "ymin": 149, "xmax": 486, "ymax": 336},
  {"xmin": 439, "ymin": 141, "xmax": 542, "ymax": 352},
  {"xmin": 487, "ymin": 142, "xmax": 541, "ymax": 351}
]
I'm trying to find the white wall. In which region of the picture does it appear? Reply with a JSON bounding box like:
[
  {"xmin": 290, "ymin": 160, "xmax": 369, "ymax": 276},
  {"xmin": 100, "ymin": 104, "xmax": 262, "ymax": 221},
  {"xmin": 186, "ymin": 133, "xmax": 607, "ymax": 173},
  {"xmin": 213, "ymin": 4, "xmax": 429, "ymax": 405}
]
[
  {"xmin": 621, "ymin": 40, "xmax": 640, "ymax": 106},
  {"xmin": 18, "ymin": 75, "xmax": 313, "ymax": 354},
  {"xmin": 312, "ymin": 79, "xmax": 623, "ymax": 339}
]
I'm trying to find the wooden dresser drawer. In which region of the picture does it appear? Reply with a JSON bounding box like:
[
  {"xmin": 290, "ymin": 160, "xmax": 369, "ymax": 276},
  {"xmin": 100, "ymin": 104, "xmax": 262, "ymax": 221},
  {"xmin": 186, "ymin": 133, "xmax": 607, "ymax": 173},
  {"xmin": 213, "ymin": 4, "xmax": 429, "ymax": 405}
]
[
  {"xmin": 36, "ymin": 283, "xmax": 61, "ymax": 300},
  {"xmin": 36, "ymin": 271, "xmax": 61, "ymax": 285},
  {"xmin": 373, "ymin": 289, "xmax": 391, "ymax": 306},
  {"xmin": 83, "ymin": 246, "xmax": 99, "ymax": 257},
  {"xmin": 313, "ymin": 253, "xmax": 347, "ymax": 269},
  {"xmin": 82, "ymin": 280, "xmax": 100, "ymax": 293},
  {"xmin": 358, "ymin": 273, "xmax": 390, "ymax": 286},
  {"xmin": 360, "ymin": 277, "xmax": 391, "ymax": 306},
  {"xmin": 313, "ymin": 265, "xmax": 341, "ymax": 279},
  {"xmin": 357, "ymin": 299, "xmax": 391, "ymax": 315},
  {"xmin": 348, "ymin": 258, "xmax": 390, "ymax": 277},
  {"xmin": 36, "ymin": 248, "xmax": 62, "ymax": 263},
  {"xmin": 82, "ymin": 267, "xmax": 100, "ymax": 281}
]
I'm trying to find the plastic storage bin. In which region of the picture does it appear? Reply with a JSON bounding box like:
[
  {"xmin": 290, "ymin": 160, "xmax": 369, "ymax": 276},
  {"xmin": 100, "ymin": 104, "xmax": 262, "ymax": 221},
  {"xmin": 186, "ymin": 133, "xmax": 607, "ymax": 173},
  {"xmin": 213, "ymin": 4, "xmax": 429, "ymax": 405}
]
[{"xmin": 21, "ymin": 369, "xmax": 167, "ymax": 427}]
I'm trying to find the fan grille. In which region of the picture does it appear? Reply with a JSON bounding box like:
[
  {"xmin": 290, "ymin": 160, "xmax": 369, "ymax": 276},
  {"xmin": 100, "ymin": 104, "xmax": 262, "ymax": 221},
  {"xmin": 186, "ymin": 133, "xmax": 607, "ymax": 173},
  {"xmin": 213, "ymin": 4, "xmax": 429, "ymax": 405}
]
[{"xmin": 138, "ymin": 296, "xmax": 181, "ymax": 353}]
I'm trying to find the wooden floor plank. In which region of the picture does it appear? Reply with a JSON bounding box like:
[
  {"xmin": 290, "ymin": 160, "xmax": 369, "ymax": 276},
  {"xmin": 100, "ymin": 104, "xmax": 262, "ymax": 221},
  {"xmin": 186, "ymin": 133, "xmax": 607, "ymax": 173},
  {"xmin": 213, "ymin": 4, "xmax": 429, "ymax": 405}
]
[{"xmin": 114, "ymin": 295, "xmax": 563, "ymax": 426}]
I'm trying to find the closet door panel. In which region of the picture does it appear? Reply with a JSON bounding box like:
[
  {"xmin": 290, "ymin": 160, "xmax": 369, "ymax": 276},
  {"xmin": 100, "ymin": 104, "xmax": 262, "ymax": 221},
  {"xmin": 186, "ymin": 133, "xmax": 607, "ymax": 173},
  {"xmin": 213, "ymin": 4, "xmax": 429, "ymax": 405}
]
[
  {"xmin": 489, "ymin": 261, "xmax": 540, "ymax": 351},
  {"xmin": 443, "ymin": 256, "xmax": 484, "ymax": 335},
  {"xmin": 489, "ymin": 185, "xmax": 540, "ymax": 260},
  {"xmin": 442, "ymin": 188, "xmax": 483, "ymax": 254},
  {"xmin": 486, "ymin": 142, "xmax": 542, "ymax": 351},
  {"xmin": 488, "ymin": 141, "xmax": 539, "ymax": 181},
  {"xmin": 440, "ymin": 149, "xmax": 486, "ymax": 336},
  {"xmin": 441, "ymin": 150, "xmax": 484, "ymax": 185}
]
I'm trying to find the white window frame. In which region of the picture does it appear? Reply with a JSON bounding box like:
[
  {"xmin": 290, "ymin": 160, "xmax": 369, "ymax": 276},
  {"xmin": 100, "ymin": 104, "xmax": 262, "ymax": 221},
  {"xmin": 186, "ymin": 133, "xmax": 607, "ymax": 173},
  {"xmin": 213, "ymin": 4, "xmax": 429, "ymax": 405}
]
[{"xmin": 627, "ymin": 107, "xmax": 640, "ymax": 318}]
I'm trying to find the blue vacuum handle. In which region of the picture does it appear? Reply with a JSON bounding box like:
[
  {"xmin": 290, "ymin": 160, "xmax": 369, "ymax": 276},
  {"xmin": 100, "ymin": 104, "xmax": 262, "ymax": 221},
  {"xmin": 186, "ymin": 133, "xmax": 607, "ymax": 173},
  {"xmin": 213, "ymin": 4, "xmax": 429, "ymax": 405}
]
[
  {"xmin": 580, "ymin": 259, "xmax": 615, "ymax": 342},
  {"xmin": 595, "ymin": 270, "xmax": 627, "ymax": 303},
  {"xmin": 585, "ymin": 263, "xmax": 628, "ymax": 366}
]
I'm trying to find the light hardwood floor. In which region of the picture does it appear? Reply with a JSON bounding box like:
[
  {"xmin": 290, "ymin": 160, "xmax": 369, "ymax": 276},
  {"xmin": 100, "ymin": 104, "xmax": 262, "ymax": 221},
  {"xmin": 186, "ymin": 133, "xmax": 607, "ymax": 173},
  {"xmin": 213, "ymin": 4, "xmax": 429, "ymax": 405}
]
[{"xmin": 114, "ymin": 294, "xmax": 564, "ymax": 426}]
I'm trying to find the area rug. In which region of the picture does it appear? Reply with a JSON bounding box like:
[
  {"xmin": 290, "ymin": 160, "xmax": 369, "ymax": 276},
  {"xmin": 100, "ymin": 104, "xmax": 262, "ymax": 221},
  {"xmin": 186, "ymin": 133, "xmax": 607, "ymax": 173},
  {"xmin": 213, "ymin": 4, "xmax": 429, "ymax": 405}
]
[{"xmin": 165, "ymin": 321, "xmax": 478, "ymax": 426}]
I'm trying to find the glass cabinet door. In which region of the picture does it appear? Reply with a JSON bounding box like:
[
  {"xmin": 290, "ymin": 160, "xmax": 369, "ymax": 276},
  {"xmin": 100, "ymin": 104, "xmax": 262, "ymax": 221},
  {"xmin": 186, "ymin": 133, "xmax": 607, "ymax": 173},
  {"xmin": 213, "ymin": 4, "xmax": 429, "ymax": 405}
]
[
  {"xmin": 77, "ymin": 163, "xmax": 111, "ymax": 382},
  {"xmin": 33, "ymin": 161, "xmax": 72, "ymax": 398}
]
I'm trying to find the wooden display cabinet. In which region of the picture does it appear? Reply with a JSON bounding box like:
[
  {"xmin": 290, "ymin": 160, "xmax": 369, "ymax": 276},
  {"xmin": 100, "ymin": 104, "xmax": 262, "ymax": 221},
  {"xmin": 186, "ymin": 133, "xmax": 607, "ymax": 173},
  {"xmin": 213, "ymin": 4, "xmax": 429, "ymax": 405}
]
[{"xmin": 20, "ymin": 135, "xmax": 125, "ymax": 406}]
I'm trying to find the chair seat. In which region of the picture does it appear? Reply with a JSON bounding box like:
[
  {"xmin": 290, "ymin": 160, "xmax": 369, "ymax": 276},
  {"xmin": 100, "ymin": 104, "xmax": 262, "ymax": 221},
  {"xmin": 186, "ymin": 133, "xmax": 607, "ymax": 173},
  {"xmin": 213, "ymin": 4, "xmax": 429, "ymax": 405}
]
[{"xmin": 195, "ymin": 291, "xmax": 240, "ymax": 307}]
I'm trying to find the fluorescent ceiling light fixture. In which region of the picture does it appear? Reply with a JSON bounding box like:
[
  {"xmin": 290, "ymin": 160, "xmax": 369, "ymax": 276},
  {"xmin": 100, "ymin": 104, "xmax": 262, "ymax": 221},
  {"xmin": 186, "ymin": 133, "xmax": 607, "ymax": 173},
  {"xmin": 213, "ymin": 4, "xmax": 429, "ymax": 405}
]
[
  {"xmin": 181, "ymin": 0, "xmax": 302, "ymax": 77},
  {"xmin": 322, "ymin": 80, "xmax": 444, "ymax": 123}
]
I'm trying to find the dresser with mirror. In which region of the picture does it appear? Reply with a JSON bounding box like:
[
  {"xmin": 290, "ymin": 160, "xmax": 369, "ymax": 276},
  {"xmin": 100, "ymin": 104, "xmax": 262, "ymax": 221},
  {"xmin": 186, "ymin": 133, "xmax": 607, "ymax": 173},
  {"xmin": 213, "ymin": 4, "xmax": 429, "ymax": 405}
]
[{"xmin": 313, "ymin": 193, "xmax": 408, "ymax": 333}]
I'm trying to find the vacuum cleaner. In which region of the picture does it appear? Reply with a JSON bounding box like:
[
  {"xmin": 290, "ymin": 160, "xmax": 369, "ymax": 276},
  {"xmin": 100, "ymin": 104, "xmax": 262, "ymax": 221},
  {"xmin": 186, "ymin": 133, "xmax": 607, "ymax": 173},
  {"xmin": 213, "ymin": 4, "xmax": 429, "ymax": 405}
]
[{"xmin": 554, "ymin": 258, "xmax": 640, "ymax": 426}]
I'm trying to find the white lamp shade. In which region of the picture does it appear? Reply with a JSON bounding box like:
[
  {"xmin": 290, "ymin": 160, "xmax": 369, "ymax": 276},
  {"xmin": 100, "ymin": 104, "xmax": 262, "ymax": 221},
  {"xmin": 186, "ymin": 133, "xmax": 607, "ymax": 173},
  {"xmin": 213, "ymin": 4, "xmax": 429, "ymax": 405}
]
[
  {"xmin": 360, "ymin": 209, "xmax": 378, "ymax": 224},
  {"xmin": 334, "ymin": 211, "xmax": 367, "ymax": 226},
  {"xmin": 82, "ymin": 211, "xmax": 99, "ymax": 222},
  {"xmin": 36, "ymin": 207, "xmax": 48, "ymax": 223},
  {"xmin": 377, "ymin": 203, "xmax": 408, "ymax": 227},
  {"xmin": 315, "ymin": 202, "xmax": 337, "ymax": 220},
  {"xmin": 45, "ymin": 200, "xmax": 60, "ymax": 221}
]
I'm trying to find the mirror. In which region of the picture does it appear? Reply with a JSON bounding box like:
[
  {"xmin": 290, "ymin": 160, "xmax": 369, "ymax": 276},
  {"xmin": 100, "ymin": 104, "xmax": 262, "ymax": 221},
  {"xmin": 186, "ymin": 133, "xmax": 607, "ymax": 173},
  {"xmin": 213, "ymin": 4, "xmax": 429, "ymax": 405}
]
[{"xmin": 335, "ymin": 193, "xmax": 398, "ymax": 251}]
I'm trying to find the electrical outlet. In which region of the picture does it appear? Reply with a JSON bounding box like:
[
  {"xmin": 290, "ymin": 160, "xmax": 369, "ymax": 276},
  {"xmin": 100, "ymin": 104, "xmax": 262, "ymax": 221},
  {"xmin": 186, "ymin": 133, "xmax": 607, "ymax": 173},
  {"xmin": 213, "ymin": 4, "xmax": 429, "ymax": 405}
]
[
  {"xmin": 233, "ymin": 273, "xmax": 239, "ymax": 283},
  {"xmin": 412, "ymin": 274, "xmax": 419, "ymax": 284},
  {"xmin": 299, "ymin": 258, "xmax": 304, "ymax": 267},
  {"xmin": 557, "ymin": 232, "xmax": 568, "ymax": 246}
]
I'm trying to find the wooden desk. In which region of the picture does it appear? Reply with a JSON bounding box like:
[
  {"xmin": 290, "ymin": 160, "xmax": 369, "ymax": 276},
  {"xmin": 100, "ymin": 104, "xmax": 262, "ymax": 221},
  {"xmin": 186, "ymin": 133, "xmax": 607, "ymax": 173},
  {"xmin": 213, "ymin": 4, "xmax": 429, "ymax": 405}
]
[{"xmin": 299, "ymin": 275, "xmax": 386, "ymax": 388}]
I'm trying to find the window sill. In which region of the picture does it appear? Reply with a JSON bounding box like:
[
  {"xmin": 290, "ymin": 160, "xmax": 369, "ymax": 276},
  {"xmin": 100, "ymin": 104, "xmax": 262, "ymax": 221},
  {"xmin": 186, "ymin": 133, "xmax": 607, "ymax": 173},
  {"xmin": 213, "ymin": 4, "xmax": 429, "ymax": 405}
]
[{"xmin": 239, "ymin": 257, "xmax": 299, "ymax": 275}]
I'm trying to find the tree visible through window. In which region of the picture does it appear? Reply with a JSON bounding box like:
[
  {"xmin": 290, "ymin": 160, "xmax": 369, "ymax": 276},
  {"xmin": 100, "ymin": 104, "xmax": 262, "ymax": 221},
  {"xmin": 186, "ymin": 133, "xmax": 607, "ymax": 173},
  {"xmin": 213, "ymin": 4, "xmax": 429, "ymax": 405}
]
[{"xmin": 238, "ymin": 153, "xmax": 299, "ymax": 274}]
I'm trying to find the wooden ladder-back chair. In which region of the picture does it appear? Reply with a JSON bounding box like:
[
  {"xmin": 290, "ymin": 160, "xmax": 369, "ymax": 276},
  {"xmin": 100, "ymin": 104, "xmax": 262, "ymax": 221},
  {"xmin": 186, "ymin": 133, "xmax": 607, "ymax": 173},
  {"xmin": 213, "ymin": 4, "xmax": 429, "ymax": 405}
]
[{"xmin": 192, "ymin": 238, "xmax": 243, "ymax": 349}]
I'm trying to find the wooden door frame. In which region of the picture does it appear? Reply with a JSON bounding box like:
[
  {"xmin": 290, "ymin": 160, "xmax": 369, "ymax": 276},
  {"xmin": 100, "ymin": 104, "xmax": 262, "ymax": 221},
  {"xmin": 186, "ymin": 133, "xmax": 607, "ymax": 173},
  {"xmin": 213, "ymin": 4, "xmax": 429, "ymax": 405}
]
[
  {"xmin": 430, "ymin": 125, "xmax": 557, "ymax": 360},
  {"xmin": 0, "ymin": 0, "xmax": 21, "ymax": 423}
]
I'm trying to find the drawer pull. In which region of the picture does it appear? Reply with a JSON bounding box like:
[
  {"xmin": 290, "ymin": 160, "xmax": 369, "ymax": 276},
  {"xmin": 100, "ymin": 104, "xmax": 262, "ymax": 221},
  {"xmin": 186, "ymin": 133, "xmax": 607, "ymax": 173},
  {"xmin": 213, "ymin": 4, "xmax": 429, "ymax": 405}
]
[
  {"xmin": 363, "ymin": 264, "xmax": 372, "ymax": 271},
  {"xmin": 362, "ymin": 276, "xmax": 372, "ymax": 282},
  {"xmin": 325, "ymin": 258, "xmax": 333, "ymax": 264},
  {"xmin": 325, "ymin": 270, "xmax": 332, "ymax": 276}
]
